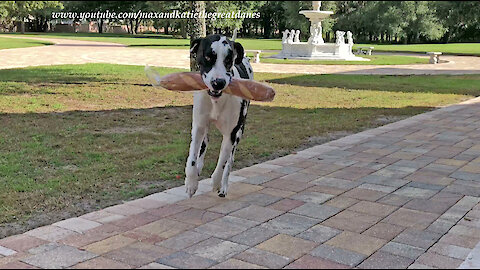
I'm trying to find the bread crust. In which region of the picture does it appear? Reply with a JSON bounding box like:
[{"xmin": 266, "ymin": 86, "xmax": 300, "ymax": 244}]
[{"xmin": 158, "ymin": 72, "xmax": 275, "ymax": 102}]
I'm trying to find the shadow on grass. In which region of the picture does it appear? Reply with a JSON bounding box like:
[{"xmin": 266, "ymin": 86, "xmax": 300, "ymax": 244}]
[
  {"xmin": 0, "ymin": 64, "xmax": 186, "ymax": 84},
  {"xmin": 128, "ymin": 44, "xmax": 189, "ymax": 47},
  {"xmin": 55, "ymin": 43, "xmax": 126, "ymax": 47},
  {"xmin": 0, "ymin": 103, "xmax": 434, "ymax": 237},
  {"xmin": 263, "ymin": 73, "xmax": 480, "ymax": 96},
  {"xmin": 0, "ymin": 32, "xmax": 183, "ymax": 39}
]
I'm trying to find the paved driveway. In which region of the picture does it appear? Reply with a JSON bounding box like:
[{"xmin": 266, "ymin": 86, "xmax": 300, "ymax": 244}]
[
  {"xmin": 0, "ymin": 96, "xmax": 479, "ymax": 269},
  {"xmin": 1, "ymin": 36, "xmax": 480, "ymax": 75}
]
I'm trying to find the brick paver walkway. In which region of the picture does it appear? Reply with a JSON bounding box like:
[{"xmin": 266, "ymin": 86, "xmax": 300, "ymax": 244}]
[
  {"xmin": 1, "ymin": 35, "xmax": 480, "ymax": 75},
  {"xmin": 1, "ymin": 94, "xmax": 480, "ymax": 268}
]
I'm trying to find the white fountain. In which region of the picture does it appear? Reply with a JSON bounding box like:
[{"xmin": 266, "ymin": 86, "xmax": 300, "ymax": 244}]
[{"xmin": 273, "ymin": 1, "xmax": 368, "ymax": 61}]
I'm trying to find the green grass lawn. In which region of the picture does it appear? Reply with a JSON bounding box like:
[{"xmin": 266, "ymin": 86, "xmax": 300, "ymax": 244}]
[
  {"xmin": 247, "ymin": 52, "xmax": 429, "ymax": 65},
  {"xmin": 0, "ymin": 36, "xmax": 53, "ymax": 50},
  {"xmin": 0, "ymin": 32, "xmax": 282, "ymax": 51},
  {"xmin": 0, "ymin": 63, "xmax": 478, "ymax": 236},
  {"xmin": 354, "ymin": 43, "xmax": 480, "ymax": 56},
  {"xmin": 3, "ymin": 33, "xmax": 479, "ymax": 56}
]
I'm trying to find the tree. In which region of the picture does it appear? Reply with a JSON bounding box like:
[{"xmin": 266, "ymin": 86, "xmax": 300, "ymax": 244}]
[
  {"xmin": 0, "ymin": 1, "xmax": 15, "ymax": 31},
  {"xmin": 4, "ymin": 1, "xmax": 63, "ymax": 33},
  {"xmin": 334, "ymin": 1, "xmax": 446, "ymax": 44},
  {"xmin": 282, "ymin": 1, "xmax": 310, "ymax": 40},
  {"xmin": 146, "ymin": 1, "xmax": 186, "ymax": 35},
  {"xmin": 436, "ymin": 1, "xmax": 480, "ymax": 42},
  {"xmin": 31, "ymin": 1, "xmax": 63, "ymax": 32},
  {"xmin": 64, "ymin": 1, "xmax": 119, "ymax": 33},
  {"xmin": 189, "ymin": 1, "xmax": 206, "ymax": 71},
  {"xmin": 205, "ymin": 1, "xmax": 260, "ymax": 36},
  {"xmin": 109, "ymin": 1, "xmax": 149, "ymax": 34},
  {"xmin": 257, "ymin": 1, "xmax": 285, "ymax": 38}
]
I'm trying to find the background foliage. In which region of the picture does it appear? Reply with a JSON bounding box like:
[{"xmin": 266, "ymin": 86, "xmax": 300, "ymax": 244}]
[{"xmin": 1, "ymin": 1, "xmax": 479, "ymax": 43}]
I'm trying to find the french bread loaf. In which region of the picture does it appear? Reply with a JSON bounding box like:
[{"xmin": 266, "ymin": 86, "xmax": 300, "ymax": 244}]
[{"xmin": 148, "ymin": 69, "xmax": 275, "ymax": 102}]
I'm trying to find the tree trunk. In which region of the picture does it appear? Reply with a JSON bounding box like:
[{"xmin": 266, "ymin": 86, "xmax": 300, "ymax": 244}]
[
  {"xmin": 21, "ymin": 19, "xmax": 25, "ymax": 34},
  {"xmin": 98, "ymin": 19, "xmax": 103, "ymax": 34},
  {"xmin": 130, "ymin": 20, "xmax": 135, "ymax": 34},
  {"xmin": 188, "ymin": 1, "xmax": 206, "ymax": 71},
  {"xmin": 165, "ymin": 22, "xmax": 169, "ymax": 35},
  {"xmin": 134, "ymin": 18, "xmax": 140, "ymax": 34}
]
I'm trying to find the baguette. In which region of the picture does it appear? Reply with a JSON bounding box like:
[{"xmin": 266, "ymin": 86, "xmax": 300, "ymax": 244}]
[{"xmin": 146, "ymin": 66, "xmax": 275, "ymax": 102}]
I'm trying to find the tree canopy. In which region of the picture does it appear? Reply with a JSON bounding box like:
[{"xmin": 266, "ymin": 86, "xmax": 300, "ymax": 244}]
[{"xmin": 1, "ymin": 1, "xmax": 478, "ymax": 44}]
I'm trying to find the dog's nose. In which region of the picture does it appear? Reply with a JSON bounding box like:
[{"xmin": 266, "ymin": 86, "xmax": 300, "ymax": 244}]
[{"xmin": 211, "ymin": 79, "xmax": 226, "ymax": 91}]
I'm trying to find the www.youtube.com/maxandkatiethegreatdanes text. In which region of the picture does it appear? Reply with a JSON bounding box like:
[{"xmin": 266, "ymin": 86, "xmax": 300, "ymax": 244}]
[{"xmin": 51, "ymin": 10, "xmax": 261, "ymax": 21}]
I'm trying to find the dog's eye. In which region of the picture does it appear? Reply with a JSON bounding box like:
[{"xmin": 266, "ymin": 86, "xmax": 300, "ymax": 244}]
[{"xmin": 205, "ymin": 56, "xmax": 211, "ymax": 61}]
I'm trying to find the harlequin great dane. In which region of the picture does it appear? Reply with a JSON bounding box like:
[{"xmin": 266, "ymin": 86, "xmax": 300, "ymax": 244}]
[{"xmin": 185, "ymin": 34, "xmax": 253, "ymax": 198}]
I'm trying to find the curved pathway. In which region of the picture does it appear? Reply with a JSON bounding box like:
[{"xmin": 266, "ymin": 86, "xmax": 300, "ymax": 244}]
[
  {"xmin": 1, "ymin": 35, "xmax": 479, "ymax": 75},
  {"xmin": 0, "ymin": 96, "xmax": 479, "ymax": 269}
]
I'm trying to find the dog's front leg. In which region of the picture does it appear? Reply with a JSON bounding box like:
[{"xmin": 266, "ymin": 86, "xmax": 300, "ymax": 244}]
[
  {"xmin": 211, "ymin": 135, "xmax": 235, "ymax": 197},
  {"xmin": 185, "ymin": 124, "xmax": 206, "ymax": 197}
]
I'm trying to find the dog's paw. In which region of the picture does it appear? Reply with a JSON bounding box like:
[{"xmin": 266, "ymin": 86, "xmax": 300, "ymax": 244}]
[
  {"xmin": 185, "ymin": 179, "xmax": 198, "ymax": 198},
  {"xmin": 218, "ymin": 185, "xmax": 228, "ymax": 198}
]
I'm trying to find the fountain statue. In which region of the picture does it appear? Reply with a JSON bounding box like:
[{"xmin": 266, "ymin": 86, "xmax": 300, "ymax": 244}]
[{"xmin": 274, "ymin": 1, "xmax": 368, "ymax": 61}]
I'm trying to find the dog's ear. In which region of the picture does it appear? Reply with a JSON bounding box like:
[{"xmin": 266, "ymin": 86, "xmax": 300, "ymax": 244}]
[
  {"xmin": 190, "ymin": 38, "xmax": 202, "ymax": 56},
  {"xmin": 233, "ymin": 42, "xmax": 245, "ymax": 65}
]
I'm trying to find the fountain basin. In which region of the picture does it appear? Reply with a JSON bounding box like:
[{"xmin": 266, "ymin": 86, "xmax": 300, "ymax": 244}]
[
  {"xmin": 272, "ymin": 42, "xmax": 370, "ymax": 61},
  {"xmin": 274, "ymin": 1, "xmax": 368, "ymax": 61},
  {"xmin": 299, "ymin": 10, "xmax": 334, "ymax": 20}
]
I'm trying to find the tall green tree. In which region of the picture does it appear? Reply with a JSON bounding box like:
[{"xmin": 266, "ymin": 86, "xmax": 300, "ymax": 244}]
[
  {"xmin": 282, "ymin": 1, "xmax": 310, "ymax": 40},
  {"xmin": 189, "ymin": 1, "xmax": 206, "ymax": 71},
  {"xmin": 0, "ymin": 1, "xmax": 15, "ymax": 31},
  {"xmin": 5, "ymin": 1, "xmax": 63, "ymax": 33},
  {"xmin": 436, "ymin": 1, "xmax": 480, "ymax": 42}
]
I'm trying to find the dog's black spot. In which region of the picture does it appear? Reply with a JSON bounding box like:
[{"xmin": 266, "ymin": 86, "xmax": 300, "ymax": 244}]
[
  {"xmin": 191, "ymin": 161, "xmax": 196, "ymax": 166},
  {"xmin": 218, "ymin": 193, "xmax": 226, "ymax": 197},
  {"xmin": 234, "ymin": 62, "xmax": 249, "ymax": 79},
  {"xmin": 199, "ymin": 141, "xmax": 207, "ymax": 157},
  {"xmin": 248, "ymin": 67, "xmax": 253, "ymax": 74},
  {"xmin": 230, "ymin": 100, "xmax": 249, "ymax": 145},
  {"xmin": 192, "ymin": 34, "xmax": 228, "ymax": 78},
  {"xmin": 224, "ymin": 49, "xmax": 234, "ymax": 70},
  {"xmin": 222, "ymin": 40, "xmax": 228, "ymax": 45}
]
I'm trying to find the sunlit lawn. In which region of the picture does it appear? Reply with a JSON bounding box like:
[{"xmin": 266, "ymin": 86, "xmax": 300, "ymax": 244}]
[
  {"xmin": 2, "ymin": 33, "xmax": 479, "ymax": 56},
  {"xmin": 0, "ymin": 32, "xmax": 281, "ymax": 51},
  {"xmin": 0, "ymin": 63, "xmax": 478, "ymax": 237},
  {"xmin": 0, "ymin": 37, "xmax": 53, "ymax": 50},
  {"xmin": 353, "ymin": 43, "xmax": 480, "ymax": 56}
]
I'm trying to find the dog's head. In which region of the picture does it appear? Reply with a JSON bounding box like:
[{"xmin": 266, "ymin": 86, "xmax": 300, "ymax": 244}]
[{"xmin": 190, "ymin": 34, "xmax": 245, "ymax": 99}]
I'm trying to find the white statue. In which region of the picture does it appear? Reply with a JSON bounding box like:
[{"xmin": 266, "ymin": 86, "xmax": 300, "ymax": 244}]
[
  {"xmin": 282, "ymin": 29, "xmax": 289, "ymax": 43},
  {"xmin": 312, "ymin": 1, "xmax": 321, "ymax": 11},
  {"xmin": 347, "ymin": 31, "xmax": 353, "ymax": 45},
  {"xmin": 308, "ymin": 25, "xmax": 314, "ymax": 44},
  {"xmin": 335, "ymin": 30, "xmax": 345, "ymax": 45},
  {"xmin": 294, "ymin": 30, "xmax": 300, "ymax": 43},
  {"xmin": 287, "ymin": 29, "xmax": 295, "ymax": 44},
  {"xmin": 314, "ymin": 22, "xmax": 324, "ymax": 44}
]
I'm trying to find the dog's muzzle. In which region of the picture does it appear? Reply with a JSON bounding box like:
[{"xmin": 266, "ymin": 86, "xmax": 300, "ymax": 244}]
[
  {"xmin": 211, "ymin": 78, "xmax": 226, "ymax": 91},
  {"xmin": 208, "ymin": 78, "xmax": 228, "ymax": 98},
  {"xmin": 208, "ymin": 89, "xmax": 222, "ymax": 98}
]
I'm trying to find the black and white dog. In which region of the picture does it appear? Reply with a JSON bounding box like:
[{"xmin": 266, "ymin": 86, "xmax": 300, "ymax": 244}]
[{"xmin": 185, "ymin": 34, "xmax": 253, "ymax": 198}]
